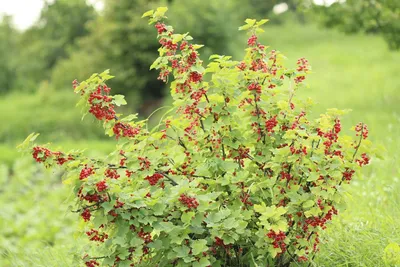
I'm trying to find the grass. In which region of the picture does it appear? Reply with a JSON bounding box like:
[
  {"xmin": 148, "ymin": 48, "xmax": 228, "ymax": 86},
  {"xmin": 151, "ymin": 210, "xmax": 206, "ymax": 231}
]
[
  {"xmin": 0, "ymin": 90, "xmax": 116, "ymax": 265},
  {"xmin": 1, "ymin": 20, "xmax": 400, "ymax": 266},
  {"xmin": 0, "ymin": 89, "xmax": 102, "ymax": 143},
  {"xmin": 0, "ymin": 88, "xmax": 118, "ymax": 165},
  {"xmin": 0, "ymin": 157, "xmax": 79, "ymax": 266},
  {"xmin": 4, "ymin": 246, "xmax": 80, "ymax": 267}
]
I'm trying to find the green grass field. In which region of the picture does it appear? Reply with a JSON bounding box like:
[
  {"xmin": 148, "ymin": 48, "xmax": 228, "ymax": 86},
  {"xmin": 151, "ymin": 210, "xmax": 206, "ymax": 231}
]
[{"xmin": 1, "ymin": 20, "xmax": 400, "ymax": 266}]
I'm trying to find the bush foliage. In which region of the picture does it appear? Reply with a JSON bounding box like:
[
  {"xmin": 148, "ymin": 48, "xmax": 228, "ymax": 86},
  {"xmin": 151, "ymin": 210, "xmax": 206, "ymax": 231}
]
[{"xmin": 21, "ymin": 7, "xmax": 374, "ymax": 267}]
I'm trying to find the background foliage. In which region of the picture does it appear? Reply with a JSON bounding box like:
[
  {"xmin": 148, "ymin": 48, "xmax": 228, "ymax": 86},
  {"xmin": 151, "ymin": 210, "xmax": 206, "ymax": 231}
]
[
  {"xmin": 315, "ymin": 0, "xmax": 400, "ymax": 50},
  {"xmin": 0, "ymin": 15, "xmax": 17, "ymax": 93},
  {"xmin": 0, "ymin": 0, "xmax": 399, "ymax": 266},
  {"xmin": 12, "ymin": 0, "xmax": 95, "ymax": 93}
]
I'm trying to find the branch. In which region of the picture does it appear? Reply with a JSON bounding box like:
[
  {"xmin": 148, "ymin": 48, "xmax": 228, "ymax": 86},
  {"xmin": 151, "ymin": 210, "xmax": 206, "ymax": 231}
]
[
  {"xmin": 157, "ymin": 171, "xmax": 178, "ymax": 186},
  {"xmin": 87, "ymin": 256, "xmax": 107, "ymax": 260},
  {"xmin": 72, "ymin": 202, "xmax": 103, "ymax": 213},
  {"xmin": 204, "ymin": 93, "xmax": 210, "ymax": 103},
  {"xmin": 253, "ymin": 93, "xmax": 266, "ymax": 144},
  {"xmin": 352, "ymin": 123, "xmax": 364, "ymax": 162},
  {"xmin": 178, "ymin": 137, "xmax": 188, "ymax": 150},
  {"xmin": 166, "ymin": 134, "xmax": 188, "ymax": 151}
]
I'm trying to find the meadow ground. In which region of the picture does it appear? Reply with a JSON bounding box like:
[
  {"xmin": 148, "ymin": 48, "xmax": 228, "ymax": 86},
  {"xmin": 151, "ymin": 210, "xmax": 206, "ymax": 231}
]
[{"xmin": 1, "ymin": 21, "xmax": 399, "ymax": 266}]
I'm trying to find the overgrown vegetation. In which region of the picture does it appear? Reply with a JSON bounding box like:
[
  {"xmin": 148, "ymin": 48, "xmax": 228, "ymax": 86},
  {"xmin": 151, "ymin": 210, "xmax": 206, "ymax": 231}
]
[
  {"xmin": 17, "ymin": 7, "xmax": 380, "ymax": 266},
  {"xmin": 315, "ymin": 0, "xmax": 400, "ymax": 50},
  {"xmin": 1, "ymin": 1, "xmax": 400, "ymax": 266}
]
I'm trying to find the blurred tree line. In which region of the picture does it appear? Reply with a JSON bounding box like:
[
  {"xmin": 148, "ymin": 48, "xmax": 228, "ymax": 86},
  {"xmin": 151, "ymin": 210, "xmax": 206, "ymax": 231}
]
[
  {"xmin": 316, "ymin": 0, "xmax": 400, "ymax": 50},
  {"xmin": 0, "ymin": 0, "xmax": 398, "ymax": 113},
  {"xmin": 0, "ymin": 0, "xmax": 95, "ymax": 93}
]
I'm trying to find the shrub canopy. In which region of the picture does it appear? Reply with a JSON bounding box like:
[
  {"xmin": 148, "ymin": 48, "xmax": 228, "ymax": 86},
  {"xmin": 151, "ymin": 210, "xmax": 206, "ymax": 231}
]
[{"xmin": 20, "ymin": 7, "xmax": 374, "ymax": 267}]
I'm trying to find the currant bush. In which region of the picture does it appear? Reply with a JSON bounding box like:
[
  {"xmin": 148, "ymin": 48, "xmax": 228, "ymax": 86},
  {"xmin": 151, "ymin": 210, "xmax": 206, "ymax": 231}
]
[{"xmin": 20, "ymin": 7, "xmax": 375, "ymax": 267}]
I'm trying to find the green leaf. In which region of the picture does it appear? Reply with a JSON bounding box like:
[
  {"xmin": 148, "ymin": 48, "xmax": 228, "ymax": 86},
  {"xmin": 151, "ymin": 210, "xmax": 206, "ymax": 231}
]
[
  {"xmin": 271, "ymin": 219, "xmax": 288, "ymax": 232},
  {"xmin": 93, "ymin": 214, "xmax": 108, "ymax": 228},
  {"xmin": 307, "ymin": 172, "xmax": 319, "ymax": 182},
  {"xmin": 156, "ymin": 221, "xmax": 175, "ymax": 233},
  {"xmin": 113, "ymin": 95, "xmax": 127, "ymax": 106},
  {"xmin": 304, "ymin": 207, "xmax": 321, "ymax": 218},
  {"xmin": 193, "ymin": 44, "xmax": 204, "ymax": 50},
  {"xmin": 154, "ymin": 7, "xmax": 168, "ymax": 18},
  {"xmin": 148, "ymin": 240, "xmax": 163, "ymax": 250},
  {"xmin": 150, "ymin": 57, "xmax": 162, "ymax": 70},
  {"xmin": 191, "ymin": 65, "xmax": 205, "ymax": 73},
  {"xmin": 222, "ymin": 217, "xmax": 238, "ymax": 230},
  {"xmin": 238, "ymin": 24, "xmax": 252, "ymax": 31},
  {"xmin": 256, "ymin": 19, "xmax": 269, "ymax": 26},
  {"xmin": 130, "ymin": 237, "xmax": 144, "ymax": 246},
  {"xmin": 209, "ymin": 54, "xmax": 221, "ymax": 60},
  {"xmin": 101, "ymin": 201, "xmax": 114, "ymax": 213},
  {"xmin": 254, "ymin": 203, "xmax": 267, "ymax": 213},
  {"xmin": 153, "ymin": 203, "xmax": 166, "ymax": 216},
  {"xmin": 181, "ymin": 211, "xmax": 195, "ymax": 225},
  {"xmin": 303, "ymin": 200, "xmax": 315, "ymax": 209},
  {"xmin": 383, "ymin": 243, "xmax": 400, "ymax": 265},
  {"xmin": 277, "ymin": 100, "xmax": 288, "ymax": 110},
  {"xmin": 120, "ymin": 114, "xmax": 138, "ymax": 122},
  {"xmin": 220, "ymin": 161, "xmax": 237, "ymax": 172},
  {"xmin": 102, "ymin": 257, "xmax": 115, "ymax": 265},
  {"xmin": 172, "ymin": 34, "xmax": 184, "ymax": 44},
  {"xmin": 268, "ymin": 246, "xmax": 280, "ymax": 258},
  {"xmin": 142, "ymin": 10, "xmax": 154, "ymax": 18},
  {"xmin": 193, "ymin": 257, "xmax": 211, "ymax": 267},
  {"xmin": 173, "ymin": 245, "xmax": 190, "ymax": 258},
  {"xmin": 245, "ymin": 19, "xmax": 256, "ymax": 26},
  {"xmin": 204, "ymin": 209, "xmax": 231, "ymax": 224},
  {"xmin": 113, "ymin": 236, "xmax": 126, "ymax": 246},
  {"xmin": 100, "ymin": 69, "xmax": 115, "ymax": 80},
  {"xmin": 118, "ymin": 261, "xmax": 131, "ymax": 267},
  {"xmin": 191, "ymin": 239, "xmax": 208, "ymax": 255},
  {"xmin": 17, "ymin": 132, "xmax": 40, "ymax": 151}
]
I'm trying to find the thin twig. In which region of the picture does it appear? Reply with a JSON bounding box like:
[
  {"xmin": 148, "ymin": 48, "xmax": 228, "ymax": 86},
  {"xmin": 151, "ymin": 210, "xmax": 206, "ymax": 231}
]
[
  {"xmin": 157, "ymin": 171, "xmax": 178, "ymax": 186},
  {"xmin": 352, "ymin": 123, "xmax": 364, "ymax": 162}
]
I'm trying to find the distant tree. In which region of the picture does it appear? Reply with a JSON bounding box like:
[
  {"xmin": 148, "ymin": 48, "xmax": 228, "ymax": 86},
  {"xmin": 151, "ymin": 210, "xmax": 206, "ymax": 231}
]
[
  {"xmin": 316, "ymin": 0, "xmax": 400, "ymax": 50},
  {"xmin": 240, "ymin": 0, "xmax": 311, "ymax": 25},
  {"xmin": 0, "ymin": 15, "xmax": 17, "ymax": 93},
  {"xmin": 13, "ymin": 0, "xmax": 96, "ymax": 91},
  {"xmin": 247, "ymin": 0, "xmax": 305, "ymax": 15},
  {"xmin": 51, "ymin": 0, "xmax": 164, "ymax": 110},
  {"xmin": 168, "ymin": 0, "xmax": 242, "ymax": 58},
  {"xmin": 247, "ymin": 0, "xmax": 284, "ymax": 16}
]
